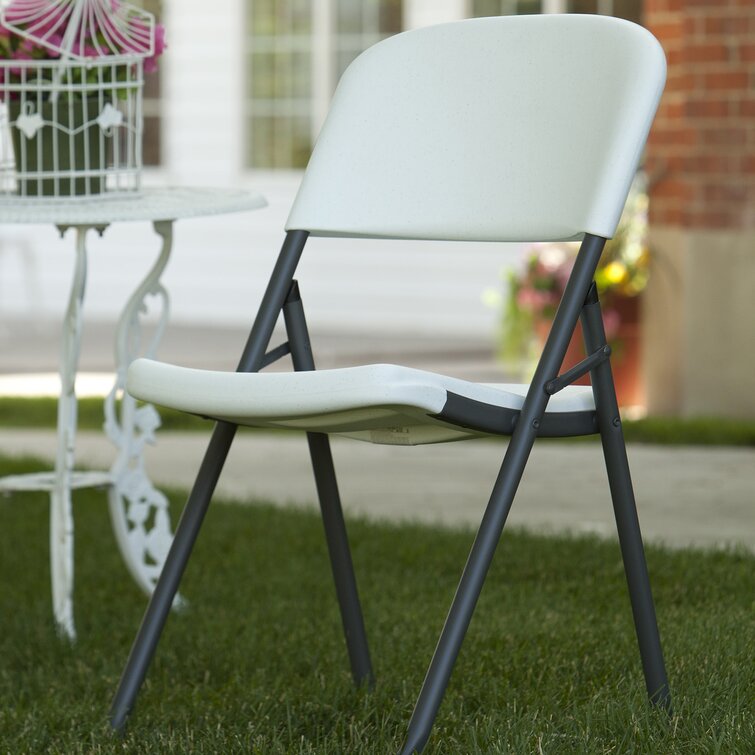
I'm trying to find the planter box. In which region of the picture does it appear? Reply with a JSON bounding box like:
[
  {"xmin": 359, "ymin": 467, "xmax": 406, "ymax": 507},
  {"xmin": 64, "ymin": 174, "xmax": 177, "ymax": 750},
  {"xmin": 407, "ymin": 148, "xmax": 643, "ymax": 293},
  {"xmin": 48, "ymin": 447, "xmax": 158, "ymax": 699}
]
[{"xmin": 538, "ymin": 295, "xmax": 643, "ymax": 408}]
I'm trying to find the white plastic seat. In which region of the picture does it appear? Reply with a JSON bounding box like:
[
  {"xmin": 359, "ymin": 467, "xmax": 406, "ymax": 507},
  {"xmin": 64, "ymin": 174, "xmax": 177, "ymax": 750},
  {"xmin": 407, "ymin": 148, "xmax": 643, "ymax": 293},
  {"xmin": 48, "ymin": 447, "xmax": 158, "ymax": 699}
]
[
  {"xmin": 111, "ymin": 15, "xmax": 670, "ymax": 753},
  {"xmin": 127, "ymin": 360, "xmax": 597, "ymax": 444}
]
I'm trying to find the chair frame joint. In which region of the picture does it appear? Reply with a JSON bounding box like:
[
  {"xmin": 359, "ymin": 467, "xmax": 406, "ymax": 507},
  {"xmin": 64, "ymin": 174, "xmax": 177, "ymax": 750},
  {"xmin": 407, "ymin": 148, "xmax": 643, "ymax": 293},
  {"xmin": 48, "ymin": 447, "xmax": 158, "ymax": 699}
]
[
  {"xmin": 260, "ymin": 342, "xmax": 292, "ymax": 369},
  {"xmin": 545, "ymin": 343, "xmax": 611, "ymax": 396}
]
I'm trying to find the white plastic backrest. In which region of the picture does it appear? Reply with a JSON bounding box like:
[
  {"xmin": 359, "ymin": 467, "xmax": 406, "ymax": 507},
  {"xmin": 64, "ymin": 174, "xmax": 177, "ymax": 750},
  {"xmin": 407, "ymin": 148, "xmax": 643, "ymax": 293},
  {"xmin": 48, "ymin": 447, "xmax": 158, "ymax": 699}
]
[{"xmin": 286, "ymin": 14, "xmax": 666, "ymax": 242}]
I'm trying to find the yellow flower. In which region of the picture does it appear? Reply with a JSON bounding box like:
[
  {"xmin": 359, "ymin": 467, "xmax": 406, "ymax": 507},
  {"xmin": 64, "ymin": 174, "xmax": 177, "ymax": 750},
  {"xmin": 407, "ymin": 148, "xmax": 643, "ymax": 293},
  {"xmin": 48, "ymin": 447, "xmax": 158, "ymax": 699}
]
[{"xmin": 603, "ymin": 261, "xmax": 627, "ymax": 286}]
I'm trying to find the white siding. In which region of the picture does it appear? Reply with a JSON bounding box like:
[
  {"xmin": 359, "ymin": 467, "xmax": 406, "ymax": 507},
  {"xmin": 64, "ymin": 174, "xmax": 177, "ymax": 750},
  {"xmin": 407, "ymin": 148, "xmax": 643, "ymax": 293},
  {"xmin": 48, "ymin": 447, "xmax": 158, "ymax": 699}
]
[
  {"xmin": 163, "ymin": 0, "xmax": 245, "ymax": 185},
  {"xmin": 404, "ymin": 0, "xmax": 467, "ymax": 30}
]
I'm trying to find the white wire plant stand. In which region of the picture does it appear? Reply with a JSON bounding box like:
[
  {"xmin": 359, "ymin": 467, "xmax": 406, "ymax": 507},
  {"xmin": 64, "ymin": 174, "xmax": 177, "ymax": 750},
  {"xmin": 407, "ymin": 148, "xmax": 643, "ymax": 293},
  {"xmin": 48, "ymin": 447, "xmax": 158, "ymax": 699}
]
[{"xmin": 0, "ymin": 0, "xmax": 156, "ymax": 199}]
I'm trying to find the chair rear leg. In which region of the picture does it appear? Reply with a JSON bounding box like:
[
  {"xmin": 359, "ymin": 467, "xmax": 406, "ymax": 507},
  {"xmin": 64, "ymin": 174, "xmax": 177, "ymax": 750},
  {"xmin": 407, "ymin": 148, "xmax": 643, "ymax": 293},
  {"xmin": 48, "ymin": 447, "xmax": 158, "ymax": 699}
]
[
  {"xmin": 283, "ymin": 282, "xmax": 374, "ymax": 686},
  {"xmin": 307, "ymin": 432, "xmax": 374, "ymax": 686},
  {"xmin": 109, "ymin": 231, "xmax": 309, "ymax": 732},
  {"xmin": 581, "ymin": 284, "xmax": 671, "ymax": 712}
]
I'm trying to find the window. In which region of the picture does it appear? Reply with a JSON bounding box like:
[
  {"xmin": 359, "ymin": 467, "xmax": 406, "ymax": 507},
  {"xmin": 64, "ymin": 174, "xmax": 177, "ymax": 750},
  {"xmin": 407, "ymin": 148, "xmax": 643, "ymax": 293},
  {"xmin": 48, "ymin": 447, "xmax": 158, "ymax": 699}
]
[
  {"xmin": 332, "ymin": 0, "xmax": 403, "ymax": 80},
  {"xmin": 565, "ymin": 0, "xmax": 642, "ymax": 24},
  {"xmin": 471, "ymin": 0, "xmax": 543, "ymax": 14},
  {"xmin": 244, "ymin": 0, "xmax": 640, "ymax": 171},
  {"xmin": 470, "ymin": 0, "xmax": 642, "ymax": 23},
  {"xmin": 245, "ymin": 0, "xmax": 402, "ymax": 170}
]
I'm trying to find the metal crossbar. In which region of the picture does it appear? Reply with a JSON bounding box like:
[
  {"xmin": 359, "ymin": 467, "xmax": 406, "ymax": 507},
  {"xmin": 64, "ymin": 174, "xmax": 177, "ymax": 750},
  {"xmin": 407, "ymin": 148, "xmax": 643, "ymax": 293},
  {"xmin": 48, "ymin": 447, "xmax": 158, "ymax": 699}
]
[
  {"xmin": 545, "ymin": 344, "xmax": 612, "ymax": 395},
  {"xmin": 260, "ymin": 342, "xmax": 291, "ymax": 368}
]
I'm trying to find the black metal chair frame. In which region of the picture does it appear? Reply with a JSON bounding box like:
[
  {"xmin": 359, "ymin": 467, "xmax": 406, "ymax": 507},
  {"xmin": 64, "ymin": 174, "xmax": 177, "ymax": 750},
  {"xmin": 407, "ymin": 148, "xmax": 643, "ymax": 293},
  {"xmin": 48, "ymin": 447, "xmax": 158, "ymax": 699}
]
[{"xmin": 109, "ymin": 229, "xmax": 670, "ymax": 753}]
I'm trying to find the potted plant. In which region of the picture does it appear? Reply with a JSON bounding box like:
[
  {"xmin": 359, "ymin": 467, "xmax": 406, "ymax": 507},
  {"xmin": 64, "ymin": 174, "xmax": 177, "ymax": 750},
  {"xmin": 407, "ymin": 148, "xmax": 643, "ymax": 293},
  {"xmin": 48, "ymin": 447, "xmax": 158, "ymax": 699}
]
[
  {"xmin": 496, "ymin": 175, "xmax": 650, "ymax": 406},
  {"xmin": 0, "ymin": 0, "xmax": 165, "ymax": 197}
]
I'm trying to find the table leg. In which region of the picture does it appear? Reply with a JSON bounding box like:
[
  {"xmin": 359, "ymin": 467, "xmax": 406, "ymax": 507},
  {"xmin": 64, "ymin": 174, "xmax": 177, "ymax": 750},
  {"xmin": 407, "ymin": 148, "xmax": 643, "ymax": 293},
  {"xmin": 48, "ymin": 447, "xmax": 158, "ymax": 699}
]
[
  {"xmin": 51, "ymin": 226, "xmax": 89, "ymax": 641},
  {"xmin": 104, "ymin": 221, "xmax": 181, "ymax": 604}
]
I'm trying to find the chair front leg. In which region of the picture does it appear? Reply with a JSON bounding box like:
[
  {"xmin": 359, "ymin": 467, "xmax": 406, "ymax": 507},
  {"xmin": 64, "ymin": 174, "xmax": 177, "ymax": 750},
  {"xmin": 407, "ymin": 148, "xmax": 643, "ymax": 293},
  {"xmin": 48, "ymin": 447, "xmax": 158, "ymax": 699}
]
[
  {"xmin": 397, "ymin": 420, "xmax": 540, "ymax": 755},
  {"xmin": 109, "ymin": 231, "xmax": 309, "ymax": 732},
  {"xmin": 581, "ymin": 283, "xmax": 671, "ymax": 712},
  {"xmin": 399, "ymin": 235, "xmax": 607, "ymax": 754}
]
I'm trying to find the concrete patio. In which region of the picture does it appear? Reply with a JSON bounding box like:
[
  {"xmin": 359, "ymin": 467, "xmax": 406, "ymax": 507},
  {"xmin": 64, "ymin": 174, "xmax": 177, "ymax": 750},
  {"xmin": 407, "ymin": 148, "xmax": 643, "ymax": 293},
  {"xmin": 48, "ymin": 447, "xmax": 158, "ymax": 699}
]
[{"xmin": 1, "ymin": 426, "xmax": 753, "ymax": 553}]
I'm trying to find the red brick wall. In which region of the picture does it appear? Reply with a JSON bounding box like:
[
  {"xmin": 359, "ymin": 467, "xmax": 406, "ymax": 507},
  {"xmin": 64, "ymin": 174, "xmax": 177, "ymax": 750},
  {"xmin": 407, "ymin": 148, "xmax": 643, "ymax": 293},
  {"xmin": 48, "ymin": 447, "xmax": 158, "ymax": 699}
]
[{"xmin": 644, "ymin": 0, "xmax": 755, "ymax": 230}]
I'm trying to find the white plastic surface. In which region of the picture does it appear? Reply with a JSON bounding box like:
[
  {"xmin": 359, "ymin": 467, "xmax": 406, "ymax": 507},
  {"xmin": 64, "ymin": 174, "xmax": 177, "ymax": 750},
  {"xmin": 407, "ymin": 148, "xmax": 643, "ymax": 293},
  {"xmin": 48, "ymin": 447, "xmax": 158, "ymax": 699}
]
[
  {"xmin": 127, "ymin": 360, "xmax": 596, "ymax": 446},
  {"xmin": 0, "ymin": 186, "xmax": 267, "ymax": 224},
  {"xmin": 286, "ymin": 15, "xmax": 665, "ymax": 242}
]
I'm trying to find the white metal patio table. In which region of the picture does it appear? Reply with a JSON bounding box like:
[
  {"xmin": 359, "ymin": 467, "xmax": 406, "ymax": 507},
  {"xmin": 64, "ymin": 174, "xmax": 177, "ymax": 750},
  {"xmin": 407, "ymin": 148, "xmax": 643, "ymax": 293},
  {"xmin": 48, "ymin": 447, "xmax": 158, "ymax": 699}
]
[{"xmin": 0, "ymin": 186, "xmax": 266, "ymax": 639}]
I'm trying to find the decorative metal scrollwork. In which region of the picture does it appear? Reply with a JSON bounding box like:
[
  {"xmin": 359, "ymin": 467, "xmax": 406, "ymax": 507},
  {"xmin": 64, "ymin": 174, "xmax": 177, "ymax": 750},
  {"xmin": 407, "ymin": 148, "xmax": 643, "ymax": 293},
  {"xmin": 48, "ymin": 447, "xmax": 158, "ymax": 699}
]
[{"xmin": 104, "ymin": 221, "xmax": 181, "ymax": 603}]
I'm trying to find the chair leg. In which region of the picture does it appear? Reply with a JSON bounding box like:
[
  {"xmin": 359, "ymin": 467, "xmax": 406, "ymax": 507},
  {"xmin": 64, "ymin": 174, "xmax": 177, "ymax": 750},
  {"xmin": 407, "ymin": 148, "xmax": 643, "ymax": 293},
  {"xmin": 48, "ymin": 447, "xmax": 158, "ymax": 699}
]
[
  {"xmin": 283, "ymin": 282, "xmax": 373, "ymax": 686},
  {"xmin": 397, "ymin": 427, "xmax": 539, "ymax": 755},
  {"xmin": 109, "ymin": 231, "xmax": 309, "ymax": 732},
  {"xmin": 109, "ymin": 423, "xmax": 238, "ymax": 731},
  {"xmin": 581, "ymin": 284, "xmax": 671, "ymax": 712},
  {"xmin": 307, "ymin": 433, "xmax": 374, "ymax": 686},
  {"xmin": 397, "ymin": 234, "xmax": 607, "ymax": 755}
]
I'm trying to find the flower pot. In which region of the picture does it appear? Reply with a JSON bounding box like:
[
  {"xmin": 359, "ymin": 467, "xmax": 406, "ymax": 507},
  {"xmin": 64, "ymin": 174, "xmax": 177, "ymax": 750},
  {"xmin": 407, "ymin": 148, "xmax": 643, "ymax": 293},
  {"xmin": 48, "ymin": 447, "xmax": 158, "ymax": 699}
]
[
  {"xmin": 9, "ymin": 97, "xmax": 105, "ymax": 196},
  {"xmin": 536, "ymin": 294, "xmax": 644, "ymax": 407}
]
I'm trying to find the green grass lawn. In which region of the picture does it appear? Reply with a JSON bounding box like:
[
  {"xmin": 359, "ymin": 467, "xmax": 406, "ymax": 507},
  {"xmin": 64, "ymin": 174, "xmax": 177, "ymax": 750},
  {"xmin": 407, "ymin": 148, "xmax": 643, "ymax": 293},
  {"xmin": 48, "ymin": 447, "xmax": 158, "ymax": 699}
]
[
  {"xmin": 0, "ymin": 454, "xmax": 753, "ymax": 753},
  {"xmin": 3, "ymin": 396, "xmax": 755, "ymax": 446}
]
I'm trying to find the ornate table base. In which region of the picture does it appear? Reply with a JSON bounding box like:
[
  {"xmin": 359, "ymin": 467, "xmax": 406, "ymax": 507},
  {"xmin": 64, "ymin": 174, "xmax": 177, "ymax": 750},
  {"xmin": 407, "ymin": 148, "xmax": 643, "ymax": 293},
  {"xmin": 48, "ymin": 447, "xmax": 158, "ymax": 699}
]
[
  {"xmin": 0, "ymin": 186, "xmax": 266, "ymax": 639},
  {"xmin": 0, "ymin": 222, "xmax": 179, "ymax": 640}
]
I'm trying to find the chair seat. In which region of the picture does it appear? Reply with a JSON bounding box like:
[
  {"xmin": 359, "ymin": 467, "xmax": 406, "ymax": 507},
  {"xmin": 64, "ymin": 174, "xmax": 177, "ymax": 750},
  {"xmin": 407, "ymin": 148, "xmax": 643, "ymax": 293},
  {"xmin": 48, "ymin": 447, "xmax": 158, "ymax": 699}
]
[{"xmin": 127, "ymin": 360, "xmax": 597, "ymax": 445}]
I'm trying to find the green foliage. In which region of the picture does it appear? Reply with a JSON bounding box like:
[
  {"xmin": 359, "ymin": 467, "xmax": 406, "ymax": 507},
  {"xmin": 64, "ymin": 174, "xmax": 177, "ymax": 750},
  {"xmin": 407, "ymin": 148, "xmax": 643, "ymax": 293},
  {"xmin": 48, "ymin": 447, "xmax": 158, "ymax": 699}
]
[
  {"xmin": 498, "ymin": 267, "xmax": 538, "ymax": 375},
  {"xmin": 0, "ymin": 453, "xmax": 753, "ymax": 753},
  {"xmin": 0, "ymin": 396, "xmax": 211, "ymax": 433},
  {"xmin": 3, "ymin": 397, "xmax": 755, "ymax": 446},
  {"xmin": 622, "ymin": 416, "xmax": 755, "ymax": 446}
]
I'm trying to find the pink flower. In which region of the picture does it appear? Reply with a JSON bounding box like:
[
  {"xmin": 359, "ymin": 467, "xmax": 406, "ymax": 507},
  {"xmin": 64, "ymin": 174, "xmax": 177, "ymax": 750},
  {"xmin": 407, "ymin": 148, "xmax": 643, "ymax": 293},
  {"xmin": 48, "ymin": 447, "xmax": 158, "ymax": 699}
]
[
  {"xmin": 33, "ymin": 6, "xmax": 67, "ymax": 36},
  {"xmin": 0, "ymin": 2, "xmax": 165, "ymax": 76},
  {"xmin": 9, "ymin": 44, "xmax": 34, "ymax": 75},
  {"xmin": 143, "ymin": 23, "xmax": 165, "ymax": 73},
  {"xmin": 516, "ymin": 287, "xmax": 556, "ymax": 314}
]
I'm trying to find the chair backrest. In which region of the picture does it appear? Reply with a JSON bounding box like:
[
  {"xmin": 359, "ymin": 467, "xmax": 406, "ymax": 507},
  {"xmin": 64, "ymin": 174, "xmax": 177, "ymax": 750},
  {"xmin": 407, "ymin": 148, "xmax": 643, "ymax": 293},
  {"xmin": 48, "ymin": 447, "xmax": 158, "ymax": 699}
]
[{"xmin": 286, "ymin": 14, "xmax": 665, "ymax": 243}]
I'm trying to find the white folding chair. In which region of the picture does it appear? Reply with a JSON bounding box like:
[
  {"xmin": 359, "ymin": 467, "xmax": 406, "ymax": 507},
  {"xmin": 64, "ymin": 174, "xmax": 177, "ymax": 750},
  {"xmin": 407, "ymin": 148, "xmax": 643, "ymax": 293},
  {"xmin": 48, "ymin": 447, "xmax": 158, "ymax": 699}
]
[{"xmin": 110, "ymin": 15, "xmax": 669, "ymax": 753}]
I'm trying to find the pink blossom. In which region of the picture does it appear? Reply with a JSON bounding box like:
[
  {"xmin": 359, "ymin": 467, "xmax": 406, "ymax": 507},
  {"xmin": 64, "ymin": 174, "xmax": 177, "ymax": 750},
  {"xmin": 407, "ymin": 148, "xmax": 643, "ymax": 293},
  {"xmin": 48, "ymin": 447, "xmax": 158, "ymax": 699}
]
[
  {"xmin": 32, "ymin": 7, "xmax": 67, "ymax": 36},
  {"xmin": 3, "ymin": 3, "xmax": 27, "ymax": 25},
  {"xmin": 71, "ymin": 41, "xmax": 99, "ymax": 57},
  {"xmin": 143, "ymin": 23, "xmax": 165, "ymax": 73},
  {"xmin": 516, "ymin": 287, "xmax": 556, "ymax": 314},
  {"xmin": 9, "ymin": 51, "xmax": 33, "ymax": 76},
  {"xmin": 154, "ymin": 23, "xmax": 166, "ymax": 54},
  {"xmin": 1, "ymin": 3, "xmax": 165, "ymax": 74},
  {"xmin": 99, "ymin": 13, "xmax": 134, "ymax": 54}
]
